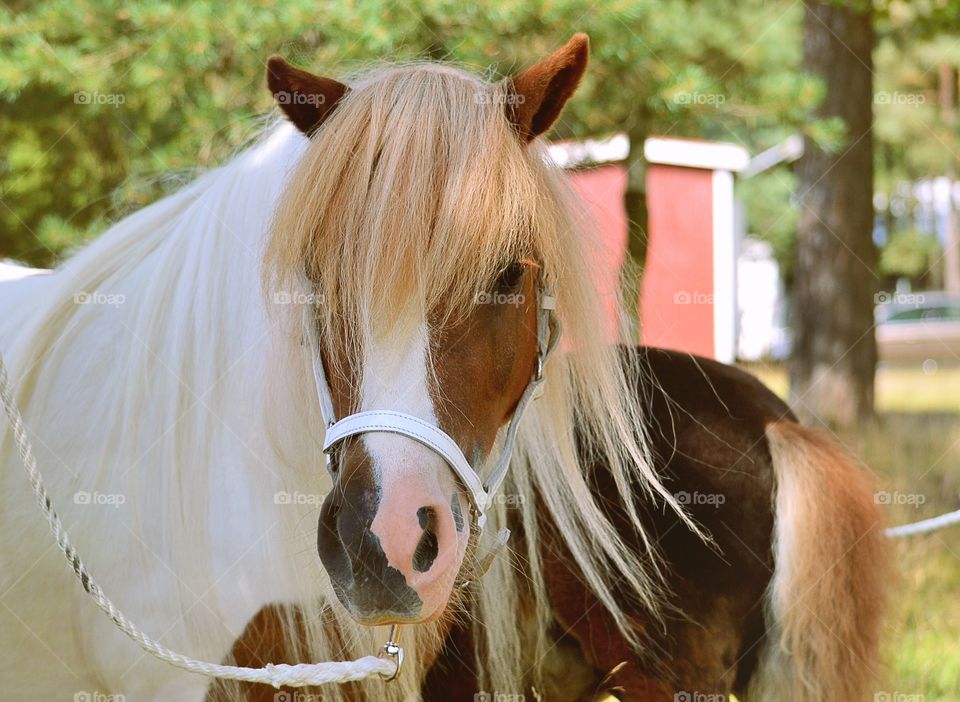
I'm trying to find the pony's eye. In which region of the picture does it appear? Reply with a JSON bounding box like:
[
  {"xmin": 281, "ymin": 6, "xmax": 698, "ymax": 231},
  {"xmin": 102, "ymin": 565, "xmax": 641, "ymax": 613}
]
[{"xmin": 495, "ymin": 262, "xmax": 526, "ymax": 292}]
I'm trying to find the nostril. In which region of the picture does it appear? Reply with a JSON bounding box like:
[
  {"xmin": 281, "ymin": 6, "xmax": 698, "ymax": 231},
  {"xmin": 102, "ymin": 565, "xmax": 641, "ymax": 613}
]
[
  {"xmin": 412, "ymin": 506, "xmax": 439, "ymax": 573},
  {"xmin": 317, "ymin": 490, "xmax": 354, "ymax": 589}
]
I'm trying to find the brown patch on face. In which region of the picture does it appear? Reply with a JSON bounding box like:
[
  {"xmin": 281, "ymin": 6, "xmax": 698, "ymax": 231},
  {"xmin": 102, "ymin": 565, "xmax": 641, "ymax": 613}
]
[{"xmin": 429, "ymin": 263, "xmax": 540, "ymax": 468}]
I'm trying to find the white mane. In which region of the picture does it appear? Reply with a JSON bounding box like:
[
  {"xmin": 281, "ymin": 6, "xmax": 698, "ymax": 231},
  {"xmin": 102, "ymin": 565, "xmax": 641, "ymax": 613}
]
[{"xmin": 0, "ymin": 124, "xmax": 396, "ymax": 700}]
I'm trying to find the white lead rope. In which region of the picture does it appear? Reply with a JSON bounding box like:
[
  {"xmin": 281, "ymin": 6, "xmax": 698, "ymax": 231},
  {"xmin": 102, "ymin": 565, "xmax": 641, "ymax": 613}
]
[
  {"xmin": 886, "ymin": 509, "xmax": 960, "ymax": 539},
  {"xmin": 0, "ymin": 353, "xmax": 399, "ymax": 688}
]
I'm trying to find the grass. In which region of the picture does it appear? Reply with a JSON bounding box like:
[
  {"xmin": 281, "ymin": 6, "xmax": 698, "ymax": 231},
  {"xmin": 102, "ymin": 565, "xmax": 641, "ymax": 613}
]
[
  {"xmin": 875, "ymin": 364, "xmax": 960, "ymax": 413},
  {"xmin": 846, "ymin": 414, "xmax": 960, "ymax": 702},
  {"xmin": 743, "ymin": 361, "xmax": 960, "ymax": 414},
  {"xmin": 739, "ymin": 362, "xmax": 960, "ymax": 701}
]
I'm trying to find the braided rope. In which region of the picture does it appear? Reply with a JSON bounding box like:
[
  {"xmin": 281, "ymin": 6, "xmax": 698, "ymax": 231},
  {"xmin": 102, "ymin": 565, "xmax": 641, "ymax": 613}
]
[{"xmin": 0, "ymin": 353, "xmax": 396, "ymax": 687}]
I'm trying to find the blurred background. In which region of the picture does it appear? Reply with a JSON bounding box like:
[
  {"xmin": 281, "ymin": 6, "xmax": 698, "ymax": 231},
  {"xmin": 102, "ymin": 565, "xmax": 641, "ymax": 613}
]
[{"xmin": 1, "ymin": 1, "xmax": 959, "ymax": 697}]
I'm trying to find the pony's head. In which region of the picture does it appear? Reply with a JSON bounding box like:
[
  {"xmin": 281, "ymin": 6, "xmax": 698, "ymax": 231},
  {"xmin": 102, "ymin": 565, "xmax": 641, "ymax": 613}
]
[{"xmin": 264, "ymin": 36, "xmax": 591, "ymax": 626}]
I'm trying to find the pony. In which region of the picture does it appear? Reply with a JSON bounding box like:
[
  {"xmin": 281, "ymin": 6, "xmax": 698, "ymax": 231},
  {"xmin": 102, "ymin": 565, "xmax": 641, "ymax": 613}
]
[
  {"xmin": 0, "ymin": 35, "xmax": 889, "ymax": 702},
  {"xmin": 220, "ymin": 348, "xmax": 892, "ymax": 702}
]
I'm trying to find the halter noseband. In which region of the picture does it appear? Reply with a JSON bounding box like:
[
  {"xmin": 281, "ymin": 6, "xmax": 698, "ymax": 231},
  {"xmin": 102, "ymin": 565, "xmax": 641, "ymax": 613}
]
[{"xmin": 302, "ymin": 278, "xmax": 560, "ymax": 534}]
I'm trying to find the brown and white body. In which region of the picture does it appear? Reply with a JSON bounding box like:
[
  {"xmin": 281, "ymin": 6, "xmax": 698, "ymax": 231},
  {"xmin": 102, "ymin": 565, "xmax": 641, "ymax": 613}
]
[{"xmin": 424, "ymin": 347, "xmax": 891, "ymax": 701}]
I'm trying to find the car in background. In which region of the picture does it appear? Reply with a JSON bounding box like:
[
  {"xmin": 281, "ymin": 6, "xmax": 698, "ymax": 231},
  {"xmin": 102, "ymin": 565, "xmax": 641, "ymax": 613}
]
[{"xmin": 876, "ymin": 292, "xmax": 960, "ymax": 363}]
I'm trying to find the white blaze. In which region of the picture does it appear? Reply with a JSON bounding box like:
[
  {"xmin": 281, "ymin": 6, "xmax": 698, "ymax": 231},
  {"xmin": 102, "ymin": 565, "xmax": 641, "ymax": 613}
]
[{"xmin": 359, "ymin": 323, "xmax": 445, "ymax": 489}]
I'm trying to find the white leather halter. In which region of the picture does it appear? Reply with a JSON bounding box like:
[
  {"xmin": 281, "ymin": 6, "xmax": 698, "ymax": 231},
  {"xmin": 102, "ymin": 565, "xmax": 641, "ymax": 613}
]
[{"xmin": 302, "ymin": 279, "xmax": 560, "ymax": 532}]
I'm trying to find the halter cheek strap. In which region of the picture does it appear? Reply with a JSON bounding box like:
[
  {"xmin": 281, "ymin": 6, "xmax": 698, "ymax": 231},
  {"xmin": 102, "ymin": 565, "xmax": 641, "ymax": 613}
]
[{"xmin": 302, "ymin": 281, "xmax": 560, "ymax": 533}]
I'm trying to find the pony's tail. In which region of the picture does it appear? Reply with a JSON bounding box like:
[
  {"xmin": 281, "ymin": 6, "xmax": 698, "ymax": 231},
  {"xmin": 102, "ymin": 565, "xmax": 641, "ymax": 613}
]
[{"xmin": 746, "ymin": 420, "xmax": 892, "ymax": 702}]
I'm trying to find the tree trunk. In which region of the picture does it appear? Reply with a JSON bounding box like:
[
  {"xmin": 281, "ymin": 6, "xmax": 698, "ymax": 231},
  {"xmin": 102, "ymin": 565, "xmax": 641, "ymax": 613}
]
[
  {"xmin": 624, "ymin": 142, "xmax": 649, "ymax": 267},
  {"xmin": 791, "ymin": 1, "xmax": 877, "ymax": 425},
  {"xmin": 623, "ymin": 133, "xmax": 649, "ymax": 338}
]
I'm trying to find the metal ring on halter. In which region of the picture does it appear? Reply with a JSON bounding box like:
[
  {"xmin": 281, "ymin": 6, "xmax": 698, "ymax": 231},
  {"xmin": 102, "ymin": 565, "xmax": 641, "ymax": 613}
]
[
  {"xmin": 377, "ymin": 625, "xmax": 403, "ymax": 682},
  {"xmin": 323, "ymin": 423, "xmax": 337, "ymax": 474}
]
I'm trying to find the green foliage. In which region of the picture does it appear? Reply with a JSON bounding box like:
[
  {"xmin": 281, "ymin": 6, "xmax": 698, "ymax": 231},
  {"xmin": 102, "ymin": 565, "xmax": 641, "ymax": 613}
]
[
  {"xmin": 739, "ymin": 169, "xmax": 798, "ymax": 280},
  {"xmin": 1, "ymin": 0, "xmax": 816, "ymax": 266},
  {"xmin": 2, "ymin": 0, "xmax": 956, "ymax": 278},
  {"xmin": 874, "ymin": 3, "xmax": 960, "ymax": 188},
  {"xmin": 880, "ymin": 227, "xmax": 941, "ymax": 280}
]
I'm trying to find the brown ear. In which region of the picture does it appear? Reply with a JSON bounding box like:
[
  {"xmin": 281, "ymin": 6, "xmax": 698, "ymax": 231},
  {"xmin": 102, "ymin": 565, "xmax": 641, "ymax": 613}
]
[
  {"xmin": 506, "ymin": 34, "xmax": 589, "ymax": 142},
  {"xmin": 266, "ymin": 56, "xmax": 349, "ymax": 136}
]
